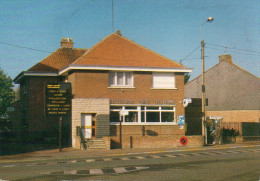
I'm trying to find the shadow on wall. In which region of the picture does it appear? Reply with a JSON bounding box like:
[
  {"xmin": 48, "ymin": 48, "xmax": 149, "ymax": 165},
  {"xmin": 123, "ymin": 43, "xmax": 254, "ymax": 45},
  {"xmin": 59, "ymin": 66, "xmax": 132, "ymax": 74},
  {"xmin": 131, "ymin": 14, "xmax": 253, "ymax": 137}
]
[{"xmin": 146, "ymin": 130, "xmax": 158, "ymax": 136}]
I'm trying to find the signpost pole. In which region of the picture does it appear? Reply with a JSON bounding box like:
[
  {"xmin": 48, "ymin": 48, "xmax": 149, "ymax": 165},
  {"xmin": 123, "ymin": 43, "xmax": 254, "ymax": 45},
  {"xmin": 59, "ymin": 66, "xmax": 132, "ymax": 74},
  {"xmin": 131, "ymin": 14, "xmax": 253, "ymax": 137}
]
[
  {"xmin": 119, "ymin": 114, "xmax": 122, "ymax": 149},
  {"xmin": 59, "ymin": 116, "xmax": 62, "ymax": 152}
]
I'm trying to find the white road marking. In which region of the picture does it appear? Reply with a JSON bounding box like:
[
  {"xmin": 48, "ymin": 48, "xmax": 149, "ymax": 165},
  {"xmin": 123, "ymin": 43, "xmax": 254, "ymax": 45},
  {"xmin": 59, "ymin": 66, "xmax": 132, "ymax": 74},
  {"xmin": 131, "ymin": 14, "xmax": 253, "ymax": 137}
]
[
  {"xmin": 86, "ymin": 159, "xmax": 95, "ymax": 162},
  {"xmin": 113, "ymin": 167, "xmax": 128, "ymax": 173},
  {"xmin": 136, "ymin": 156, "xmax": 146, "ymax": 159},
  {"xmin": 103, "ymin": 158, "xmax": 113, "ymax": 161},
  {"xmin": 89, "ymin": 169, "xmax": 104, "ymax": 175},
  {"xmin": 64, "ymin": 170, "xmax": 77, "ymax": 175},
  {"xmin": 120, "ymin": 157, "xmax": 130, "ymax": 160}
]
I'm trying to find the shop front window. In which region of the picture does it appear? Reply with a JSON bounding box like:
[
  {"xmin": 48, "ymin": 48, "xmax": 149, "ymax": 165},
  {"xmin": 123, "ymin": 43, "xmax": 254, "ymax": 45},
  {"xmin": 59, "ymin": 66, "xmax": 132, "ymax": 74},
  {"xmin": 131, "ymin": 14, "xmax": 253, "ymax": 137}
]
[
  {"xmin": 146, "ymin": 112, "xmax": 160, "ymax": 122},
  {"xmin": 110, "ymin": 111, "xmax": 120, "ymax": 122},
  {"xmin": 110, "ymin": 105, "xmax": 175, "ymax": 123}
]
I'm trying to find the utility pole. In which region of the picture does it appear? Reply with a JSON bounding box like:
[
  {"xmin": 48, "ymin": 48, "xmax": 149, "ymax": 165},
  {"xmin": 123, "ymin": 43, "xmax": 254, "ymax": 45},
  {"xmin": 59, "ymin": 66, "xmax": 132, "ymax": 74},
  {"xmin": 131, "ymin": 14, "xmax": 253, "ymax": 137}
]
[
  {"xmin": 201, "ymin": 17, "xmax": 214, "ymax": 145},
  {"xmin": 201, "ymin": 40, "xmax": 206, "ymax": 145}
]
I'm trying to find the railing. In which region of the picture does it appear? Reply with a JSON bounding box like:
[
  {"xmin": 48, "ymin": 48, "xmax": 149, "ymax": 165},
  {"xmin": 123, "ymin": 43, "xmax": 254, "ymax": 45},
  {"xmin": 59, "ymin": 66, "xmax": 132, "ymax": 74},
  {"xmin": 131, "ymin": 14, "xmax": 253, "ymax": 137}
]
[{"xmin": 76, "ymin": 126, "xmax": 86, "ymax": 150}]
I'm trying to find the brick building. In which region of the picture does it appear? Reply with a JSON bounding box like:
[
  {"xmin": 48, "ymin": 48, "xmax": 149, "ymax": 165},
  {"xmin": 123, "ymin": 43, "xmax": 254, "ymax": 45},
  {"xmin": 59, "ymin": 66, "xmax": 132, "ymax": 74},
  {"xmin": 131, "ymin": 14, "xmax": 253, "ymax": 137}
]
[
  {"xmin": 185, "ymin": 54, "xmax": 260, "ymax": 134},
  {"xmin": 14, "ymin": 33, "xmax": 203, "ymax": 149}
]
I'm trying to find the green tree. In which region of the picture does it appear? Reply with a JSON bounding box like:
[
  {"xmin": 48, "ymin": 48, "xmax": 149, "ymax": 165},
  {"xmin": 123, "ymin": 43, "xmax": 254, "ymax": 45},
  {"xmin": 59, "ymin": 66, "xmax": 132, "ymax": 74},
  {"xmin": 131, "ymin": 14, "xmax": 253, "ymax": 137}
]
[
  {"xmin": 0, "ymin": 68, "xmax": 14, "ymax": 116},
  {"xmin": 184, "ymin": 73, "xmax": 190, "ymax": 84}
]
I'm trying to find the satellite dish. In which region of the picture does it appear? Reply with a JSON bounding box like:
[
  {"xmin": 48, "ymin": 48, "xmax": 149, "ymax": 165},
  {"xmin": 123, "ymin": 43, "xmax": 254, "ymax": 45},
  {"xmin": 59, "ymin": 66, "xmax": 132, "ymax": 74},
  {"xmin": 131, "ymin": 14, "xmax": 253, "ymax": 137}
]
[
  {"xmin": 183, "ymin": 98, "xmax": 192, "ymax": 107},
  {"xmin": 183, "ymin": 99, "xmax": 189, "ymax": 107}
]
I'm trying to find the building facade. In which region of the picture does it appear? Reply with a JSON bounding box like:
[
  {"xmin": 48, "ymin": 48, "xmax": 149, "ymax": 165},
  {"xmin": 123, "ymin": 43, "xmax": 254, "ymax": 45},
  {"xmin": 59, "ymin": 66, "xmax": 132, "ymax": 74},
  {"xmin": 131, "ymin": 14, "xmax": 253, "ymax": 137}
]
[
  {"xmin": 14, "ymin": 33, "xmax": 202, "ymax": 149},
  {"xmin": 185, "ymin": 54, "xmax": 260, "ymax": 134}
]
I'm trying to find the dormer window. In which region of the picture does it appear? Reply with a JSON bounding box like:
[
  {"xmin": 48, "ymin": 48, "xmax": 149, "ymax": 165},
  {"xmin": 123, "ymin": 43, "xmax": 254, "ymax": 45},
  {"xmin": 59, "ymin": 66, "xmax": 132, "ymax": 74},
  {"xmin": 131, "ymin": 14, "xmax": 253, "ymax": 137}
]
[{"xmin": 109, "ymin": 72, "xmax": 133, "ymax": 87}]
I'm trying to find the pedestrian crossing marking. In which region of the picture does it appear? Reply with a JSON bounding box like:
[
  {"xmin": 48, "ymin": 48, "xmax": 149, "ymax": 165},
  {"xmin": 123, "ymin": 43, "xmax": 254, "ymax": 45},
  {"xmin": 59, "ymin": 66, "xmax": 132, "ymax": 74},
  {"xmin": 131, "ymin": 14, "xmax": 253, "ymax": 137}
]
[
  {"xmin": 121, "ymin": 157, "xmax": 130, "ymax": 160},
  {"xmin": 113, "ymin": 167, "xmax": 128, "ymax": 173},
  {"xmin": 136, "ymin": 156, "xmax": 146, "ymax": 159},
  {"xmin": 64, "ymin": 170, "xmax": 77, "ymax": 175},
  {"xmin": 3, "ymin": 148, "xmax": 260, "ymax": 169},
  {"xmin": 104, "ymin": 158, "xmax": 113, "ymax": 161},
  {"xmin": 89, "ymin": 169, "xmax": 104, "ymax": 175},
  {"xmin": 86, "ymin": 159, "xmax": 95, "ymax": 162}
]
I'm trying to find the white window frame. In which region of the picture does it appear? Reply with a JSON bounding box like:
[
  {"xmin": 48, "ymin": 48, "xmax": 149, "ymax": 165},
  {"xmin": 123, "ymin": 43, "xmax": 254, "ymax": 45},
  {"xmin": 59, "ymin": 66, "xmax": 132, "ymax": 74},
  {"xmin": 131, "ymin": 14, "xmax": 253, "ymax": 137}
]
[
  {"xmin": 152, "ymin": 72, "xmax": 176, "ymax": 89},
  {"xmin": 110, "ymin": 105, "xmax": 176, "ymax": 125},
  {"xmin": 109, "ymin": 72, "xmax": 134, "ymax": 87}
]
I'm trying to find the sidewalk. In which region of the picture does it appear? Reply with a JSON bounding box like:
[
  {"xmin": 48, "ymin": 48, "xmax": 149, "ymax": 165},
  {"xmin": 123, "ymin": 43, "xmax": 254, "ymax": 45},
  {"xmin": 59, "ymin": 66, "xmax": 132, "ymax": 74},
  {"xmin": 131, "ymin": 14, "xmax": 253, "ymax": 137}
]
[{"xmin": 1, "ymin": 141, "xmax": 260, "ymax": 163}]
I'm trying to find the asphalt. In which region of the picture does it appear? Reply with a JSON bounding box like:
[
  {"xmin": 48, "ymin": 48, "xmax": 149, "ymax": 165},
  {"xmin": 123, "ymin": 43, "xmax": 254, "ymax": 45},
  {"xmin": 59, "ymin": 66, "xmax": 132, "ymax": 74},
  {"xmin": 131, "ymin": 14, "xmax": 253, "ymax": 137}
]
[{"xmin": 0, "ymin": 141, "xmax": 260, "ymax": 164}]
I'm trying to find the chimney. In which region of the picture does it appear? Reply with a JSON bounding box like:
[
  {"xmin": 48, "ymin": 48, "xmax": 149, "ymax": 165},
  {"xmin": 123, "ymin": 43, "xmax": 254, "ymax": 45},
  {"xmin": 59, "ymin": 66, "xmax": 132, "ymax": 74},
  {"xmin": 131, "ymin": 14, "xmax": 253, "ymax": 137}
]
[
  {"xmin": 116, "ymin": 30, "xmax": 122, "ymax": 36},
  {"xmin": 219, "ymin": 54, "xmax": 232, "ymax": 64},
  {"xmin": 61, "ymin": 38, "xmax": 73, "ymax": 48}
]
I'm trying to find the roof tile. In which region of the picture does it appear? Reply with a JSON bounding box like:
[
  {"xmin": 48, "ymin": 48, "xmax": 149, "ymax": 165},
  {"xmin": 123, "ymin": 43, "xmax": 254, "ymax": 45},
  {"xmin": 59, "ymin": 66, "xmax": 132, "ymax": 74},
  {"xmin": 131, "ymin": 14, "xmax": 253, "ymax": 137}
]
[
  {"xmin": 28, "ymin": 48, "xmax": 87, "ymax": 72},
  {"xmin": 72, "ymin": 33, "xmax": 184, "ymax": 68}
]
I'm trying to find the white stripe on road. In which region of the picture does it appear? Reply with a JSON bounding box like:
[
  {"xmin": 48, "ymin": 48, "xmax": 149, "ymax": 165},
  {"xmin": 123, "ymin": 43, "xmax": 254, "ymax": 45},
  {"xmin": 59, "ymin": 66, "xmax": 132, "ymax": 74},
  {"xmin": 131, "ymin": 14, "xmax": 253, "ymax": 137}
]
[
  {"xmin": 103, "ymin": 158, "xmax": 113, "ymax": 161},
  {"xmin": 120, "ymin": 157, "xmax": 130, "ymax": 160},
  {"xmin": 136, "ymin": 156, "xmax": 146, "ymax": 159},
  {"xmin": 64, "ymin": 170, "xmax": 77, "ymax": 175},
  {"xmin": 165, "ymin": 154, "xmax": 176, "ymax": 157},
  {"xmin": 113, "ymin": 167, "xmax": 128, "ymax": 173},
  {"xmin": 86, "ymin": 159, "xmax": 95, "ymax": 162},
  {"xmin": 89, "ymin": 169, "xmax": 104, "ymax": 175},
  {"xmin": 2, "ymin": 165, "xmax": 15, "ymax": 168}
]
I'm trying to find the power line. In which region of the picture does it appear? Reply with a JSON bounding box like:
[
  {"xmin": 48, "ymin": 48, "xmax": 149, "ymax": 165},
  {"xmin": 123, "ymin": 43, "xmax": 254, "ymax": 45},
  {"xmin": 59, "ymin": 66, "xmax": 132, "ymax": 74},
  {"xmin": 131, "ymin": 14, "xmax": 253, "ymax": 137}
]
[
  {"xmin": 179, "ymin": 45, "xmax": 201, "ymax": 64},
  {"xmin": 207, "ymin": 43, "xmax": 260, "ymax": 54},
  {"xmin": 0, "ymin": 41, "xmax": 53, "ymax": 53},
  {"xmin": 205, "ymin": 45, "xmax": 260, "ymax": 57}
]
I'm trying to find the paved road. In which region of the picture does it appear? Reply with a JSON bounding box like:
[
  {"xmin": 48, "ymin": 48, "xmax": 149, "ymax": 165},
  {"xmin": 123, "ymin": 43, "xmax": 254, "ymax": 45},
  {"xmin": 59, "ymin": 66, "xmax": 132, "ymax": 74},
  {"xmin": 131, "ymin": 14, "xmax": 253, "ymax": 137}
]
[{"xmin": 0, "ymin": 145, "xmax": 259, "ymax": 181}]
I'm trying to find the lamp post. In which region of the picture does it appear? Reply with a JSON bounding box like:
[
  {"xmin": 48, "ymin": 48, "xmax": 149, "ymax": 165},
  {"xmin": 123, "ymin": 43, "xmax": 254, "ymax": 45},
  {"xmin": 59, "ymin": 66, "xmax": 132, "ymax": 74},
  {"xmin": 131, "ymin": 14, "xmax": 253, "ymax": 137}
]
[{"xmin": 201, "ymin": 17, "xmax": 214, "ymax": 145}]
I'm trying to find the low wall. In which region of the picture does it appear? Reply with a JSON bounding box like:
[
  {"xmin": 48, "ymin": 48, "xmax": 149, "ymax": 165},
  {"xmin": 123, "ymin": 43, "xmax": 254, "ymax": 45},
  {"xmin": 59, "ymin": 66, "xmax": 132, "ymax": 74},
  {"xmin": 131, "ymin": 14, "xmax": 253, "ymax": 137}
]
[
  {"xmin": 207, "ymin": 110, "xmax": 259, "ymax": 123},
  {"xmin": 104, "ymin": 135, "xmax": 203, "ymax": 149}
]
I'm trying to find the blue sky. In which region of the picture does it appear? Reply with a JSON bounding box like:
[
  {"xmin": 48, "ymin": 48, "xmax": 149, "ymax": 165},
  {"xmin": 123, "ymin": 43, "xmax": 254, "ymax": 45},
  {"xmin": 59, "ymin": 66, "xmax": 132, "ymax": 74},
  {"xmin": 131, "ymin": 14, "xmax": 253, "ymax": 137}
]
[{"xmin": 0, "ymin": 0, "xmax": 259, "ymax": 82}]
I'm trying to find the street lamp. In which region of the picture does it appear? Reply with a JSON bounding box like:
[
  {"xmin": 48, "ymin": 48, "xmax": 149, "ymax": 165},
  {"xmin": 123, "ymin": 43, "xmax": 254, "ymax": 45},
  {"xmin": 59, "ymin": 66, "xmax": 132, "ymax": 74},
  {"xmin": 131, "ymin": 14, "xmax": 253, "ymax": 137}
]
[{"xmin": 201, "ymin": 17, "xmax": 214, "ymax": 145}]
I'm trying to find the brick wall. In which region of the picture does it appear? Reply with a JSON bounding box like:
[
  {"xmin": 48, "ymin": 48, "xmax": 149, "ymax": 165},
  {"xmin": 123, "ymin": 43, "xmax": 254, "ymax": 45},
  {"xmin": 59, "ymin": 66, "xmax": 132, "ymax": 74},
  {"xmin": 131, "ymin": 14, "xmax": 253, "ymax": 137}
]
[
  {"xmin": 207, "ymin": 110, "xmax": 260, "ymax": 123},
  {"xmin": 107, "ymin": 135, "xmax": 203, "ymax": 149},
  {"xmin": 110, "ymin": 125, "xmax": 184, "ymax": 137},
  {"xmin": 71, "ymin": 98, "xmax": 110, "ymax": 148},
  {"xmin": 68, "ymin": 70, "xmax": 185, "ymax": 117},
  {"xmin": 207, "ymin": 110, "xmax": 260, "ymax": 134},
  {"xmin": 107, "ymin": 125, "xmax": 200, "ymax": 149},
  {"xmin": 25, "ymin": 76, "xmax": 62, "ymax": 132}
]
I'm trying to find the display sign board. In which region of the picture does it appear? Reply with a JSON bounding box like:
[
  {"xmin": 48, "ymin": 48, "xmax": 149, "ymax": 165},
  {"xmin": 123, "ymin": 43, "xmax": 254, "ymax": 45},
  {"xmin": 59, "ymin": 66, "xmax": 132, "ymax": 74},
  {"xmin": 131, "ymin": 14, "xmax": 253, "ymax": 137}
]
[
  {"xmin": 46, "ymin": 83, "xmax": 71, "ymax": 116},
  {"xmin": 120, "ymin": 110, "xmax": 129, "ymax": 116}
]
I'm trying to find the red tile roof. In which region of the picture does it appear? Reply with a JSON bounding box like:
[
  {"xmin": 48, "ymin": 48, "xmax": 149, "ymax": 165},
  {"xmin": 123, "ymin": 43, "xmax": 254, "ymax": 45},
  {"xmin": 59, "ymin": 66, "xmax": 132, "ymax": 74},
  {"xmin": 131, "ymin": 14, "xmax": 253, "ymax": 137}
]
[
  {"xmin": 72, "ymin": 33, "xmax": 185, "ymax": 68},
  {"xmin": 28, "ymin": 48, "xmax": 87, "ymax": 72}
]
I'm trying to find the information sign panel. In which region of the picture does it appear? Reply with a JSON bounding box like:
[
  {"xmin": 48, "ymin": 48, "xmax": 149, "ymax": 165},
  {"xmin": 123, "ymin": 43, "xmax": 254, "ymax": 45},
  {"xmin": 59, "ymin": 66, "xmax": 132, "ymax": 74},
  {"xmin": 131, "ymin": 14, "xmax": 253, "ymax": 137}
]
[
  {"xmin": 46, "ymin": 83, "xmax": 71, "ymax": 116},
  {"xmin": 178, "ymin": 115, "xmax": 185, "ymax": 125}
]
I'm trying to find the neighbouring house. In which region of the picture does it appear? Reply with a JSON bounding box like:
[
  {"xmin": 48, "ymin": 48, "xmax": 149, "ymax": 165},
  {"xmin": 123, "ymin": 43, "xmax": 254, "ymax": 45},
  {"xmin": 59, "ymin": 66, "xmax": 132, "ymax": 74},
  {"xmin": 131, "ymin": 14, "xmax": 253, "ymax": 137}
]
[
  {"xmin": 185, "ymin": 54, "xmax": 260, "ymax": 136},
  {"xmin": 14, "ymin": 32, "xmax": 204, "ymax": 149}
]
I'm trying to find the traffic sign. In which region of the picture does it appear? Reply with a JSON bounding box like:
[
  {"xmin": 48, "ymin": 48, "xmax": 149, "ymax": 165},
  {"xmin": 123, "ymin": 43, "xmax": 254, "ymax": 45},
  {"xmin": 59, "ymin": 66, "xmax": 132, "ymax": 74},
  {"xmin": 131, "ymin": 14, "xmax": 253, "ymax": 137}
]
[{"xmin": 180, "ymin": 136, "xmax": 188, "ymax": 146}]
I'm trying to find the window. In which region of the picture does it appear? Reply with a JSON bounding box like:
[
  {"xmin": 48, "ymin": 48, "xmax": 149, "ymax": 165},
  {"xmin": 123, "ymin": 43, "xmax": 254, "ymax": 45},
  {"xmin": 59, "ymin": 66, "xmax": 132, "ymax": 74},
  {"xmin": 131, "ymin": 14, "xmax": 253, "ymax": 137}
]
[
  {"xmin": 152, "ymin": 72, "xmax": 175, "ymax": 89},
  {"xmin": 109, "ymin": 72, "xmax": 133, "ymax": 87},
  {"xmin": 110, "ymin": 105, "xmax": 175, "ymax": 123}
]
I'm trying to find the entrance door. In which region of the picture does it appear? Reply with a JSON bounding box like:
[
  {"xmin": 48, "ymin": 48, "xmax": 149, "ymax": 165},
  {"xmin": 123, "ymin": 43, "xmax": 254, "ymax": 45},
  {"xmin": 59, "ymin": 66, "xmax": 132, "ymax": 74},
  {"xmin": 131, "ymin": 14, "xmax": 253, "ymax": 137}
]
[{"xmin": 81, "ymin": 114, "xmax": 92, "ymax": 138}]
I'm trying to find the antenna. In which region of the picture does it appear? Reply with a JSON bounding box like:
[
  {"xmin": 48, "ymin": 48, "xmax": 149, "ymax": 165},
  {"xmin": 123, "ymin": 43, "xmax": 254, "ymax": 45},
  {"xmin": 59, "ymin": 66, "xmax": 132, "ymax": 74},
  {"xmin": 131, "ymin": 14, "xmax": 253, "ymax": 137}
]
[{"xmin": 112, "ymin": 0, "xmax": 114, "ymax": 33}]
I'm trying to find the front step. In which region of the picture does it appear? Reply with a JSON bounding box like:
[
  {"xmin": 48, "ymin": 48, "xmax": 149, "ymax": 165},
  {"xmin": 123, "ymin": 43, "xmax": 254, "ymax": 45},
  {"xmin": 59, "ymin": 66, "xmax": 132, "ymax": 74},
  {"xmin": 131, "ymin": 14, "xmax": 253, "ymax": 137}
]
[{"xmin": 85, "ymin": 138, "xmax": 107, "ymax": 150}]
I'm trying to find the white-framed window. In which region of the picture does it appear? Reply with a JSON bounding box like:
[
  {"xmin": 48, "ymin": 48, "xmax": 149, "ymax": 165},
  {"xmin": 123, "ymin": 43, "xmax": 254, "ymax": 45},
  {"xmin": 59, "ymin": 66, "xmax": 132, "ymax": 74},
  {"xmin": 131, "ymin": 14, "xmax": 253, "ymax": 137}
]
[
  {"xmin": 110, "ymin": 105, "xmax": 175, "ymax": 123},
  {"xmin": 152, "ymin": 72, "xmax": 175, "ymax": 89},
  {"xmin": 109, "ymin": 72, "xmax": 133, "ymax": 87}
]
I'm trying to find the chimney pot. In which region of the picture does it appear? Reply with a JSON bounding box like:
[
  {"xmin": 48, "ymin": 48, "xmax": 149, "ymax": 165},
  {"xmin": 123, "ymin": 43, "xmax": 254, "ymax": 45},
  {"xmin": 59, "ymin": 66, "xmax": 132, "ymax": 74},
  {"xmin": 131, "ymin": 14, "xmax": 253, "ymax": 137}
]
[
  {"xmin": 116, "ymin": 30, "xmax": 122, "ymax": 36},
  {"xmin": 219, "ymin": 54, "xmax": 232, "ymax": 64},
  {"xmin": 61, "ymin": 38, "xmax": 73, "ymax": 48}
]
